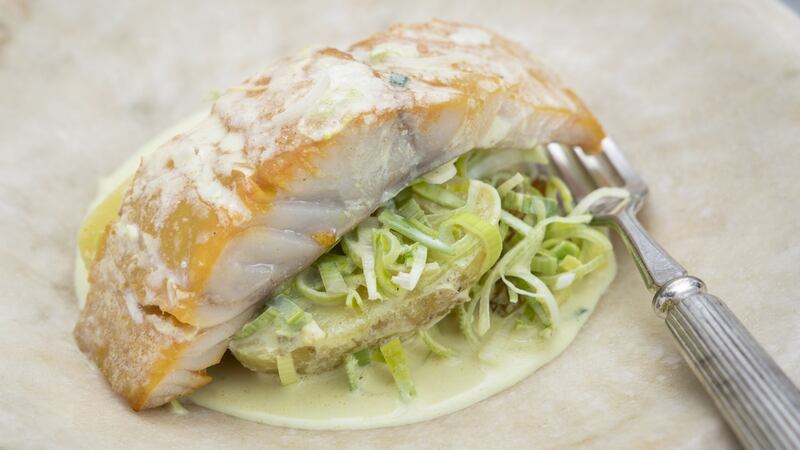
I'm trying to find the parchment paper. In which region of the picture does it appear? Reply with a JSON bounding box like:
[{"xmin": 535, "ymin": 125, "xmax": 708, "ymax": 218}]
[{"xmin": 2, "ymin": 0, "xmax": 799, "ymax": 448}]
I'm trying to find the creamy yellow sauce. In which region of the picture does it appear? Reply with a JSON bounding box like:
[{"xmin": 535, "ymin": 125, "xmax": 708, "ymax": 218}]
[
  {"xmin": 190, "ymin": 259, "xmax": 614, "ymax": 430},
  {"xmin": 74, "ymin": 111, "xmax": 617, "ymax": 430}
]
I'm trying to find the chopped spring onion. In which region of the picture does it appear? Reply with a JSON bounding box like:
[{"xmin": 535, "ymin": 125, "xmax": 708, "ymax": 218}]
[
  {"xmin": 411, "ymin": 182, "xmax": 466, "ymax": 209},
  {"xmin": 380, "ymin": 337, "xmax": 416, "ymax": 401},
  {"xmin": 388, "ymin": 72, "xmax": 409, "ymax": 87},
  {"xmin": 419, "ymin": 329, "xmax": 455, "ymax": 357},
  {"xmin": 276, "ymin": 354, "xmax": 299, "ymax": 385}
]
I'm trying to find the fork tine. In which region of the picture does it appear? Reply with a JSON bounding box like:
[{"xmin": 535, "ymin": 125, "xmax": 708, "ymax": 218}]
[
  {"xmin": 600, "ymin": 137, "xmax": 646, "ymax": 189},
  {"xmin": 574, "ymin": 146, "xmax": 624, "ymax": 188},
  {"xmin": 545, "ymin": 143, "xmax": 594, "ymax": 198}
]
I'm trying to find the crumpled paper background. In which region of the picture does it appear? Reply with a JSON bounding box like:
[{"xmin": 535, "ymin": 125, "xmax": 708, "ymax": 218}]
[{"xmin": 1, "ymin": 0, "xmax": 799, "ymax": 448}]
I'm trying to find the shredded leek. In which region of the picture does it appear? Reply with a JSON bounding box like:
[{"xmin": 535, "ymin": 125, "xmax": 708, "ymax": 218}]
[
  {"xmin": 377, "ymin": 209, "xmax": 454, "ymax": 254},
  {"xmin": 391, "ymin": 244, "xmax": 428, "ymax": 290},
  {"xmin": 419, "ymin": 329, "xmax": 455, "ymax": 357},
  {"xmin": 411, "ymin": 182, "xmax": 466, "ymax": 209},
  {"xmin": 352, "ymin": 348, "xmax": 371, "ymax": 366},
  {"xmin": 232, "ymin": 144, "xmax": 621, "ymax": 400},
  {"xmin": 345, "ymin": 354, "xmax": 363, "ymax": 391},
  {"xmin": 380, "ymin": 338, "xmax": 416, "ymax": 401},
  {"xmin": 276, "ymin": 354, "xmax": 299, "ymax": 385},
  {"xmin": 169, "ymin": 400, "xmax": 189, "ymax": 415}
]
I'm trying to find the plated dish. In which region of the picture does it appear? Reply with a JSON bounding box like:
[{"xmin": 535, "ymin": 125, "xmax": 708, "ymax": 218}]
[{"xmin": 74, "ymin": 20, "xmax": 621, "ymax": 428}]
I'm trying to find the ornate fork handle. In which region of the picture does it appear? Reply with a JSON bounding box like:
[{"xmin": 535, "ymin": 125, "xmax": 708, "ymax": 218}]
[{"xmin": 609, "ymin": 209, "xmax": 800, "ymax": 450}]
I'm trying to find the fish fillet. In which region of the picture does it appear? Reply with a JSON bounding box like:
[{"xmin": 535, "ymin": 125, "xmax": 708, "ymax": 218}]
[{"xmin": 74, "ymin": 19, "xmax": 604, "ymax": 410}]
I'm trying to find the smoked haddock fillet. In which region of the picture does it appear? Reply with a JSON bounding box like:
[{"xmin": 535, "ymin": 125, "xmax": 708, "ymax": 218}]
[{"xmin": 74, "ymin": 20, "xmax": 604, "ymax": 410}]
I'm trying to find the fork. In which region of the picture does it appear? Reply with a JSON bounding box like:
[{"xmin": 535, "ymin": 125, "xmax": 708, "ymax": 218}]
[{"xmin": 546, "ymin": 138, "xmax": 800, "ymax": 450}]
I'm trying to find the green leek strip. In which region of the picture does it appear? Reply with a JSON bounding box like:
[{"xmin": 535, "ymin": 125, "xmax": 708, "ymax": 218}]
[
  {"xmin": 455, "ymin": 301, "xmax": 479, "ymax": 343},
  {"xmin": 373, "ymin": 231, "xmax": 402, "ymax": 298},
  {"xmin": 377, "ymin": 209, "xmax": 454, "ymax": 254},
  {"xmin": 500, "ymin": 210, "xmax": 535, "ymax": 236},
  {"xmin": 379, "ymin": 228, "xmax": 405, "ymax": 264},
  {"xmin": 295, "ymin": 270, "xmax": 347, "ymax": 305},
  {"xmin": 551, "ymin": 240, "xmax": 580, "ymax": 259},
  {"xmin": 421, "ymin": 159, "xmax": 457, "ymax": 184},
  {"xmin": 391, "ymin": 243, "xmax": 428, "ymax": 291},
  {"xmin": 540, "ymin": 254, "xmax": 607, "ymax": 286},
  {"xmin": 546, "ymin": 176, "xmax": 574, "ymax": 212},
  {"xmin": 419, "ymin": 329, "xmax": 455, "ymax": 357},
  {"xmin": 370, "ymin": 348, "xmax": 386, "ymax": 363},
  {"xmin": 272, "ymin": 295, "xmax": 306, "ymax": 325},
  {"xmin": 345, "ymin": 288, "xmax": 364, "ymax": 311},
  {"xmin": 579, "ymin": 241, "xmax": 596, "ymax": 262},
  {"xmin": 463, "ymin": 179, "xmax": 502, "ymax": 224},
  {"xmin": 439, "ymin": 211, "xmax": 502, "ymax": 273},
  {"xmin": 503, "ymin": 271, "xmax": 559, "ymax": 325},
  {"xmin": 360, "ymin": 248, "xmax": 380, "ymax": 300},
  {"xmin": 496, "ymin": 172, "xmax": 524, "ymax": 195},
  {"xmin": 501, "ymin": 191, "xmax": 559, "ymax": 221},
  {"xmin": 276, "ymin": 354, "xmax": 299, "ymax": 385},
  {"xmin": 411, "ymin": 182, "xmax": 466, "ymax": 209},
  {"xmin": 559, "ymin": 254, "xmax": 582, "ymax": 272},
  {"xmin": 380, "ymin": 337, "xmax": 416, "ymax": 401},
  {"xmin": 397, "ymin": 198, "xmax": 428, "ymax": 224},
  {"xmin": 528, "ymin": 298, "xmax": 552, "ymax": 327},
  {"xmin": 344, "ymin": 354, "xmax": 362, "ymax": 391},
  {"xmin": 231, "ymin": 307, "xmax": 279, "ymax": 340},
  {"xmin": 570, "ymin": 186, "xmax": 630, "ymax": 216},
  {"xmin": 531, "ymin": 254, "xmax": 558, "ymax": 275},
  {"xmin": 545, "ymin": 226, "xmax": 613, "ymax": 253},
  {"xmin": 463, "ymin": 147, "xmax": 547, "ymax": 179},
  {"xmin": 319, "ymin": 261, "xmax": 348, "ymax": 294},
  {"xmin": 317, "ymin": 253, "xmax": 356, "ymax": 275},
  {"xmin": 472, "ymin": 215, "xmax": 590, "ymax": 335},
  {"xmin": 352, "ymin": 348, "xmax": 372, "ymax": 366},
  {"xmin": 169, "ymin": 400, "xmax": 189, "ymax": 415}
]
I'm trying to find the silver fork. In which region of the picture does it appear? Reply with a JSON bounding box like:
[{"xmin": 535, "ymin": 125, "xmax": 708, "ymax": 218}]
[{"xmin": 546, "ymin": 138, "xmax": 800, "ymax": 450}]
